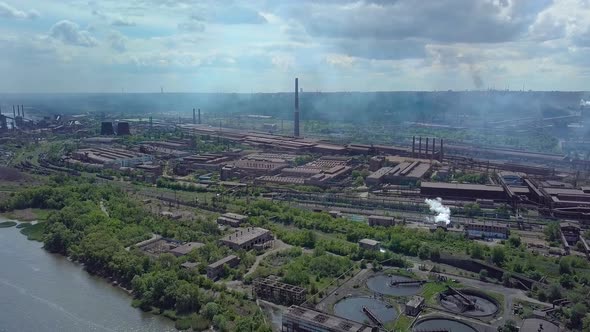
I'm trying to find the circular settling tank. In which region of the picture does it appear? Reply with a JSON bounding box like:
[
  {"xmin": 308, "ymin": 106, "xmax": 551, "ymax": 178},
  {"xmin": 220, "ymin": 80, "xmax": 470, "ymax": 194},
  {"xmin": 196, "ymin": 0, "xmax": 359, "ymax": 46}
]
[
  {"xmin": 366, "ymin": 274, "xmax": 422, "ymax": 296},
  {"xmin": 439, "ymin": 288, "xmax": 499, "ymax": 317},
  {"xmin": 413, "ymin": 317, "xmax": 478, "ymax": 332},
  {"xmin": 334, "ymin": 296, "xmax": 398, "ymax": 325}
]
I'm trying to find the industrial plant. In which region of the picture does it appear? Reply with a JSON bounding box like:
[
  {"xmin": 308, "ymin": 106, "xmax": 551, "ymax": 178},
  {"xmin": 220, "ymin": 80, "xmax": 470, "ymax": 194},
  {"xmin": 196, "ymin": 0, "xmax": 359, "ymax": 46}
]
[{"xmin": 1, "ymin": 78, "xmax": 589, "ymax": 332}]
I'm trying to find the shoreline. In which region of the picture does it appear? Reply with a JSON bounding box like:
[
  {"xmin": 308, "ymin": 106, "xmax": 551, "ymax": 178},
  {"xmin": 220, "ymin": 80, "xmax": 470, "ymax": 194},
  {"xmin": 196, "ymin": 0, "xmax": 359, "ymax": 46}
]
[{"xmin": 0, "ymin": 218, "xmax": 177, "ymax": 329}]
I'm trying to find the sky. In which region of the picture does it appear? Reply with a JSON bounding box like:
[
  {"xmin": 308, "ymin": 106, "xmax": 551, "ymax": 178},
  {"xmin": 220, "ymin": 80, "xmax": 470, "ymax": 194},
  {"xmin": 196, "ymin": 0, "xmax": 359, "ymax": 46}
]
[{"xmin": 0, "ymin": 0, "xmax": 590, "ymax": 93}]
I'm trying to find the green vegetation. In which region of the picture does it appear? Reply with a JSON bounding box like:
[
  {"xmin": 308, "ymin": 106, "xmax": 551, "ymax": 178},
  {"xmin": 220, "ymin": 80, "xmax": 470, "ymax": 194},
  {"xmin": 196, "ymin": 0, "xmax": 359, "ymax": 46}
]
[
  {"xmin": 0, "ymin": 221, "xmax": 17, "ymax": 228},
  {"xmin": 0, "ymin": 177, "xmax": 271, "ymax": 331},
  {"xmin": 19, "ymin": 222, "xmax": 46, "ymax": 241},
  {"xmin": 391, "ymin": 314, "xmax": 412, "ymax": 332}
]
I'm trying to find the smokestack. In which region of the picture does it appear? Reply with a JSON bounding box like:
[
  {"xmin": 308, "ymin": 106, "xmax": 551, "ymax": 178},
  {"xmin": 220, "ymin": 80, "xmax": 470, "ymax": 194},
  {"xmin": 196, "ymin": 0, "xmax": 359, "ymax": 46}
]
[
  {"xmin": 198, "ymin": 109, "xmax": 201, "ymax": 124},
  {"xmin": 17, "ymin": 105, "xmax": 20, "ymax": 117},
  {"xmin": 426, "ymin": 137, "xmax": 429, "ymax": 158},
  {"xmin": 193, "ymin": 108, "xmax": 196, "ymax": 124},
  {"xmin": 418, "ymin": 137, "xmax": 422, "ymax": 158},
  {"xmin": 294, "ymin": 77, "xmax": 300, "ymax": 137},
  {"xmin": 21, "ymin": 105, "xmax": 24, "ymax": 119},
  {"xmin": 13, "ymin": 105, "xmax": 16, "ymax": 119},
  {"xmin": 431, "ymin": 138, "xmax": 435, "ymax": 162},
  {"xmin": 440, "ymin": 139, "xmax": 444, "ymax": 161},
  {"xmin": 412, "ymin": 136, "xmax": 415, "ymax": 158}
]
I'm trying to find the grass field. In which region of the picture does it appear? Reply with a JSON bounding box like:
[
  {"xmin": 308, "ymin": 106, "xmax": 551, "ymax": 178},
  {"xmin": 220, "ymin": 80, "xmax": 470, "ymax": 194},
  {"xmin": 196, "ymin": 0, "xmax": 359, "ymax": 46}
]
[{"xmin": 0, "ymin": 221, "xmax": 17, "ymax": 228}]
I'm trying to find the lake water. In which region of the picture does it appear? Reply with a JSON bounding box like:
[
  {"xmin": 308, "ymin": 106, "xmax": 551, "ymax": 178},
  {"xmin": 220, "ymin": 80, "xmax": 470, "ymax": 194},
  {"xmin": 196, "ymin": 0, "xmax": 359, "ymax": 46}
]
[{"xmin": 0, "ymin": 218, "xmax": 176, "ymax": 332}]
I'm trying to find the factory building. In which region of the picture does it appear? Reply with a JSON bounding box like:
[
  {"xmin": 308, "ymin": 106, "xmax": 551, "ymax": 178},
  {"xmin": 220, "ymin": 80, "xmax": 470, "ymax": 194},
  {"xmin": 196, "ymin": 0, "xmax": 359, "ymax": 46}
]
[
  {"xmin": 219, "ymin": 227, "xmax": 273, "ymax": 251},
  {"xmin": 253, "ymin": 277, "xmax": 307, "ymax": 305},
  {"xmin": 217, "ymin": 212, "xmax": 248, "ymax": 227},
  {"xmin": 282, "ymin": 305, "xmax": 376, "ymax": 332},
  {"xmin": 71, "ymin": 147, "xmax": 154, "ymax": 168},
  {"xmin": 174, "ymin": 153, "xmax": 233, "ymax": 175},
  {"xmin": 421, "ymin": 182, "xmax": 507, "ymax": 201},
  {"xmin": 368, "ymin": 215, "xmax": 396, "ymax": 227},
  {"xmin": 366, "ymin": 161, "xmax": 431, "ymax": 186},
  {"xmin": 358, "ymin": 239, "xmax": 381, "ymax": 251},
  {"xmin": 221, "ymin": 159, "xmax": 288, "ymax": 180},
  {"xmin": 465, "ymin": 221, "xmax": 510, "ymax": 239},
  {"xmin": 206, "ymin": 255, "xmax": 240, "ymax": 280}
]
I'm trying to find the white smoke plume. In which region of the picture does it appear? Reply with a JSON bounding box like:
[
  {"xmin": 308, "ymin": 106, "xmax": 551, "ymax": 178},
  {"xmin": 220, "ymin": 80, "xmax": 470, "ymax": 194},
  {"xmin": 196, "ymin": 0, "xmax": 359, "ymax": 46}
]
[
  {"xmin": 581, "ymin": 99, "xmax": 590, "ymax": 107},
  {"xmin": 424, "ymin": 197, "xmax": 451, "ymax": 225}
]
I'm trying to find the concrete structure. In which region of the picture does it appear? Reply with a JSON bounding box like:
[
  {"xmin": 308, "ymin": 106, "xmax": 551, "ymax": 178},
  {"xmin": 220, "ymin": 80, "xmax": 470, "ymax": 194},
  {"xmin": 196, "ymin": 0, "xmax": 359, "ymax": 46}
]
[
  {"xmin": 368, "ymin": 215, "xmax": 395, "ymax": 227},
  {"xmin": 465, "ymin": 221, "xmax": 509, "ymax": 239},
  {"xmin": 169, "ymin": 242, "xmax": 204, "ymax": 257},
  {"xmin": 404, "ymin": 296, "xmax": 425, "ymax": 316},
  {"xmin": 206, "ymin": 255, "xmax": 240, "ymax": 280},
  {"xmin": 219, "ymin": 227, "xmax": 273, "ymax": 250},
  {"xmin": 217, "ymin": 212, "xmax": 248, "ymax": 227},
  {"xmin": 253, "ymin": 277, "xmax": 307, "ymax": 305},
  {"xmin": 282, "ymin": 305, "xmax": 375, "ymax": 332},
  {"xmin": 359, "ymin": 239, "xmax": 381, "ymax": 251}
]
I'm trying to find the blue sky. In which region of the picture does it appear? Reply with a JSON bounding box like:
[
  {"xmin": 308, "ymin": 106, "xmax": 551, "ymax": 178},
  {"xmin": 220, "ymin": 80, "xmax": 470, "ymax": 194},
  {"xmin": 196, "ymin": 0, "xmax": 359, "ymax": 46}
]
[{"xmin": 0, "ymin": 0, "xmax": 589, "ymax": 93}]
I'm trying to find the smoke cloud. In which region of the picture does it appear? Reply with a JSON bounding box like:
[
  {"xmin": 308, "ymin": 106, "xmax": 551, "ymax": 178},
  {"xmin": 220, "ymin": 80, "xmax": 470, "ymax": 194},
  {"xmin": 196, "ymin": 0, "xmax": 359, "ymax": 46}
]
[
  {"xmin": 581, "ymin": 99, "xmax": 590, "ymax": 107},
  {"xmin": 425, "ymin": 197, "xmax": 451, "ymax": 225},
  {"xmin": 469, "ymin": 64, "xmax": 484, "ymax": 90}
]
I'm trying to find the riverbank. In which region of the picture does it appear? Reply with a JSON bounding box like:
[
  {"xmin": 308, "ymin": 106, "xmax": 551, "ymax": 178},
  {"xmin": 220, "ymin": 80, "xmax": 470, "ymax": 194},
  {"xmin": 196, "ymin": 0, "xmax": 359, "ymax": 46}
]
[{"xmin": 0, "ymin": 218, "xmax": 177, "ymax": 332}]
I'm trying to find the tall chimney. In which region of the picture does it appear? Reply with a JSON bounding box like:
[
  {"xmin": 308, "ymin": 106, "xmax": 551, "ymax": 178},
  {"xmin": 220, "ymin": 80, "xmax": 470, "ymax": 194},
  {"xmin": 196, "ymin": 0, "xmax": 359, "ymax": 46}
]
[
  {"xmin": 21, "ymin": 105, "xmax": 24, "ymax": 118},
  {"xmin": 294, "ymin": 77, "xmax": 300, "ymax": 137},
  {"xmin": 440, "ymin": 139, "xmax": 444, "ymax": 161},
  {"xmin": 431, "ymin": 138, "xmax": 435, "ymax": 162},
  {"xmin": 412, "ymin": 136, "xmax": 415, "ymax": 158},
  {"xmin": 198, "ymin": 108, "xmax": 201, "ymax": 124},
  {"xmin": 192, "ymin": 108, "xmax": 196, "ymax": 124},
  {"xmin": 418, "ymin": 137, "xmax": 422, "ymax": 158},
  {"xmin": 425, "ymin": 137, "xmax": 429, "ymax": 158},
  {"xmin": 13, "ymin": 105, "xmax": 16, "ymax": 118}
]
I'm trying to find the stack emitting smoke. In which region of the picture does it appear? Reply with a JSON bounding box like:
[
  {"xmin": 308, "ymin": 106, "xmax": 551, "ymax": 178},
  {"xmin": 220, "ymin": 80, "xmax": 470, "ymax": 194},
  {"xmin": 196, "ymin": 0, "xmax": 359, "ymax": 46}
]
[
  {"xmin": 581, "ymin": 99, "xmax": 590, "ymax": 107},
  {"xmin": 425, "ymin": 197, "xmax": 451, "ymax": 225}
]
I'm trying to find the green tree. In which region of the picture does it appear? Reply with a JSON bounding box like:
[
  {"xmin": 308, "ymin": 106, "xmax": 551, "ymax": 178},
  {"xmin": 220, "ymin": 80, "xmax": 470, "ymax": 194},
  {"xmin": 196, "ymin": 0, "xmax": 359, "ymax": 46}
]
[
  {"xmin": 175, "ymin": 282, "xmax": 201, "ymax": 314},
  {"xmin": 491, "ymin": 246, "xmax": 505, "ymax": 266},
  {"xmin": 470, "ymin": 243, "xmax": 485, "ymax": 259},
  {"xmin": 508, "ymin": 235, "xmax": 521, "ymax": 247},
  {"xmin": 570, "ymin": 303, "xmax": 588, "ymax": 329},
  {"xmin": 202, "ymin": 302, "xmax": 220, "ymax": 319}
]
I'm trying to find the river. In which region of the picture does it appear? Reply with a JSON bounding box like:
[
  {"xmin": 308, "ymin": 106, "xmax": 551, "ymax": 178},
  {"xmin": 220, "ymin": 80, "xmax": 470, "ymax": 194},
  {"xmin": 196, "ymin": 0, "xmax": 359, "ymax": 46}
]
[{"xmin": 0, "ymin": 218, "xmax": 176, "ymax": 332}]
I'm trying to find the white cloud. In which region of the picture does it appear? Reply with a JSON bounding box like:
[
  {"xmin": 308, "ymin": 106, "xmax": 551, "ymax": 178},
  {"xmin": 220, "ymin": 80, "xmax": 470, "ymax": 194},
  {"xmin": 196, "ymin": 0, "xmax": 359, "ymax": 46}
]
[
  {"xmin": 0, "ymin": 1, "xmax": 39, "ymax": 19},
  {"xmin": 325, "ymin": 54, "xmax": 355, "ymax": 68},
  {"xmin": 49, "ymin": 20, "xmax": 98, "ymax": 47}
]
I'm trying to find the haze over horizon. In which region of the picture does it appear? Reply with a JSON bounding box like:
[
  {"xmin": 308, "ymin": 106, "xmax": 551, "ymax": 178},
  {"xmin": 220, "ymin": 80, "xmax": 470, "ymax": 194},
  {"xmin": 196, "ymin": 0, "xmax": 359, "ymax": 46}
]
[{"xmin": 1, "ymin": 0, "xmax": 590, "ymax": 93}]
